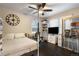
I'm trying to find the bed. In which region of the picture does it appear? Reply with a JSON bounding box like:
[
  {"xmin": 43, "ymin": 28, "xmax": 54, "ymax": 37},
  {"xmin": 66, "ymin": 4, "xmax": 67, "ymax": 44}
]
[{"xmin": 2, "ymin": 33, "xmax": 38, "ymax": 56}]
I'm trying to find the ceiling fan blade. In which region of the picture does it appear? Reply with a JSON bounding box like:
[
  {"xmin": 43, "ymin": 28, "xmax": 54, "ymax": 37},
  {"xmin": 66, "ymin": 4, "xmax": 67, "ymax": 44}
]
[
  {"xmin": 33, "ymin": 11, "xmax": 38, "ymax": 14},
  {"xmin": 43, "ymin": 9, "xmax": 52, "ymax": 11},
  {"xmin": 37, "ymin": 4, "xmax": 41, "ymax": 9},
  {"xmin": 37, "ymin": 3, "xmax": 46, "ymax": 9},
  {"xmin": 28, "ymin": 6, "xmax": 37, "ymax": 10},
  {"xmin": 41, "ymin": 3, "xmax": 46, "ymax": 8}
]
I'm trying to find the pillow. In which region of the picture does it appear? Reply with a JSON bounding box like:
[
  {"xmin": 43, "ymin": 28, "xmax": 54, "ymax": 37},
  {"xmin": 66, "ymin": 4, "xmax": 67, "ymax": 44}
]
[
  {"xmin": 5, "ymin": 33, "xmax": 14, "ymax": 40},
  {"xmin": 14, "ymin": 33, "xmax": 25, "ymax": 39},
  {"xmin": 25, "ymin": 33, "xmax": 27, "ymax": 37}
]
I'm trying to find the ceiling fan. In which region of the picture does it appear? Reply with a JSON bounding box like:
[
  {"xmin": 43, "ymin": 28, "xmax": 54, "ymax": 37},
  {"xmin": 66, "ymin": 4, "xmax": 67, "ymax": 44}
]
[{"xmin": 28, "ymin": 3, "xmax": 52, "ymax": 15}]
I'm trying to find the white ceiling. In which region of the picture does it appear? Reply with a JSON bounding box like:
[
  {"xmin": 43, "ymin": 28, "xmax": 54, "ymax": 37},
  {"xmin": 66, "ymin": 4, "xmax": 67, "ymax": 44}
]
[{"xmin": 0, "ymin": 3, "xmax": 79, "ymax": 17}]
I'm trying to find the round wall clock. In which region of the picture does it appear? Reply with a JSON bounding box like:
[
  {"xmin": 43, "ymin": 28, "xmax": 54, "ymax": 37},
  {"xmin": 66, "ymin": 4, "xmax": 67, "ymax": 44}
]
[{"xmin": 5, "ymin": 14, "xmax": 20, "ymax": 26}]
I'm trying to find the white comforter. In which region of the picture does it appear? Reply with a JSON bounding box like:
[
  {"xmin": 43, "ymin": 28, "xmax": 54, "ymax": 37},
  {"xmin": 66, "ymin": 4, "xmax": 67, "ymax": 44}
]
[{"xmin": 3, "ymin": 37, "xmax": 37, "ymax": 56}]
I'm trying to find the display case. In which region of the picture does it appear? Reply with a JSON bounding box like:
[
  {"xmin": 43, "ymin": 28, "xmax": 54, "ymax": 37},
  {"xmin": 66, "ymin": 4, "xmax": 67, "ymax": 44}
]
[{"xmin": 63, "ymin": 16, "xmax": 79, "ymax": 53}]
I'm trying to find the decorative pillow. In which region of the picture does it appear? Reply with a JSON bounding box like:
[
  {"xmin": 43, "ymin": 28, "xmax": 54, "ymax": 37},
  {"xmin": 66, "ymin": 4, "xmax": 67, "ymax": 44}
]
[
  {"xmin": 14, "ymin": 33, "xmax": 25, "ymax": 39},
  {"xmin": 5, "ymin": 33, "xmax": 14, "ymax": 40},
  {"xmin": 25, "ymin": 33, "xmax": 27, "ymax": 37}
]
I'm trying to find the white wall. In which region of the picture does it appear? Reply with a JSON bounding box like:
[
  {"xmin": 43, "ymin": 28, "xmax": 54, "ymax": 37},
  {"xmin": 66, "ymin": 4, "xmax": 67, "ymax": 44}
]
[
  {"xmin": 0, "ymin": 8, "xmax": 34, "ymax": 36},
  {"xmin": 49, "ymin": 18, "xmax": 59, "ymax": 27}
]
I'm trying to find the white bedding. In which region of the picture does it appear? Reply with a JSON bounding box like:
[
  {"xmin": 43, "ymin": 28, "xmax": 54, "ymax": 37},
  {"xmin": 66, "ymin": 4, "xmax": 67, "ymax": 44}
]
[{"xmin": 3, "ymin": 37, "xmax": 37, "ymax": 56}]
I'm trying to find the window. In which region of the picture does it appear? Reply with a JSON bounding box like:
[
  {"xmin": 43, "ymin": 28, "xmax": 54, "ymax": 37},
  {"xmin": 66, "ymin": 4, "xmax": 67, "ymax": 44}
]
[{"xmin": 32, "ymin": 19, "xmax": 38, "ymax": 32}]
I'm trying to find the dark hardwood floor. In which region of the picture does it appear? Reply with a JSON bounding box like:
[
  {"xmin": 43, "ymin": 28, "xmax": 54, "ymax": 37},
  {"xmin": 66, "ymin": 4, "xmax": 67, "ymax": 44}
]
[
  {"xmin": 39, "ymin": 42, "xmax": 79, "ymax": 56},
  {"xmin": 21, "ymin": 50, "xmax": 38, "ymax": 56},
  {"xmin": 21, "ymin": 41, "xmax": 79, "ymax": 56}
]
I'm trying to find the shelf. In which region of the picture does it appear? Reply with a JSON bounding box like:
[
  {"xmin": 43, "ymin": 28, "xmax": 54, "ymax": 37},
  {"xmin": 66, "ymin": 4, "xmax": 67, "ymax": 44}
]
[
  {"xmin": 41, "ymin": 20, "xmax": 47, "ymax": 22},
  {"xmin": 40, "ymin": 19, "xmax": 48, "ymax": 41}
]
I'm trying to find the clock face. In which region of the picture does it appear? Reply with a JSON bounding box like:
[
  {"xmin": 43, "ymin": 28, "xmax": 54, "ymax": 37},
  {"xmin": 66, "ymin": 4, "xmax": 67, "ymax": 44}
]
[{"xmin": 5, "ymin": 14, "xmax": 20, "ymax": 26}]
